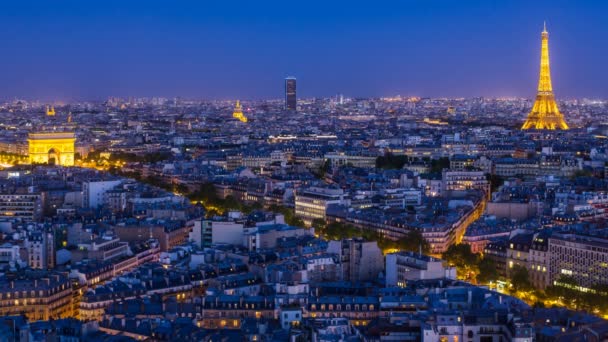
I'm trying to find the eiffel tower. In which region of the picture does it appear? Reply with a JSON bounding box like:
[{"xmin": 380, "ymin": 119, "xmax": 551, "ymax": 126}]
[{"xmin": 522, "ymin": 23, "xmax": 569, "ymax": 130}]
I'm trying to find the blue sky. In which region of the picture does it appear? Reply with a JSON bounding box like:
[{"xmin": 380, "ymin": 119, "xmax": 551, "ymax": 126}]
[{"xmin": 0, "ymin": 0, "xmax": 605, "ymax": 100}]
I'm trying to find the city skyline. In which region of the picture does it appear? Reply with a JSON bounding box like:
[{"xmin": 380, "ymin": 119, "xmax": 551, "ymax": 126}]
[
  {"xmin": 2, "ymin": 2, "xmax": 608, "ymax": 339},
  {"xmin": 1, "ymin": 1, "xmax": 607, "ymax": 100}
]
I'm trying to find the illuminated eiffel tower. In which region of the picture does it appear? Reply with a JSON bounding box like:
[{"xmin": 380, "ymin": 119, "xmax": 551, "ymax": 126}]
[
  {"xmin": 232, "ymin": 100, "xmax": 247, "ymax": 122},
  {"xmin": 522, "ymin": 23, "xmax": 569, "ymax": 130}
]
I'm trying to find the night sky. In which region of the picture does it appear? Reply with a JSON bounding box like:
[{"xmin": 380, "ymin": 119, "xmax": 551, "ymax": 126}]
[{"xmin": 0, "ymin": 0, "xmax": 606, "ymax": 101}]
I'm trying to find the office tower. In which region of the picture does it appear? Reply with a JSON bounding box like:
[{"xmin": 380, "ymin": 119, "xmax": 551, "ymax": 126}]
[
  {"xmin": 285, "ymin": 76, "xmax": 297, "ymax": 111},
  {"xmin": 522, "ymin": 23, "xmax": 569, "ymax": 130}
]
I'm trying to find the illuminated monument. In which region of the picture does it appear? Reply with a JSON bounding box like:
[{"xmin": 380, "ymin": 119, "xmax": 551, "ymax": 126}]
[
  {"xmin": 46, "ymin": 106, "xmax": 55, "ymax": 116},
  {"xmin": 522, "ymin": 23, "xmax": 569, "ymax": 130},
  {"xmin": 232, "ymin": 100, "xmax": 247, "ymax": 122},
  {"xmin": 28, "ymin": 132, "xmax": 75, "ymax": 166}
]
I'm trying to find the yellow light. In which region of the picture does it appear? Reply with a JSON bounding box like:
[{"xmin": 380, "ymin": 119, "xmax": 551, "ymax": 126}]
[{"xmin": 522, "ymin": 24, "xmax": 569, "ymax": 130}]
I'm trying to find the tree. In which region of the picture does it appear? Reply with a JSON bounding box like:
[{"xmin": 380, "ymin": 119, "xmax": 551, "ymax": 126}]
[
  {"xmin": 510, "ymin": 265, "xmax": 534, "ymax": 293},
  {"xmin": 223, "ymin": 196, "xmax": 241, "ymax": 211},
  {"xmin": 430, "ymin": 157, "xmax": 450, "ymax": 173},
  {"xmin": 477, "ymin": 257, "xmax": 499, "ymax": 284},
  {"xmin": 442, "ymin": 244, "xmax": 480, "ymax": 281},
  {"xmin": 311, "ymin": 218, "xmax": 327, "ymax": 234},
  {"xmin": 376, "ymin": 153, "xmax": 408, "ymax": 169},
  {"xmin": 242, "ymin": 202, "xmax": 263, "ymax": 214},
  {"xmin": 486, "ymin": 174, "xmax": 504, "ymax": 192},
  {"xmin": 396, "ymin": 230, "xmax": 431, "ymax": 254}
]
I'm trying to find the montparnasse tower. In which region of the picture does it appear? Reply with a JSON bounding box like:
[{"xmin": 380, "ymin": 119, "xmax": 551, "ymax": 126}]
[{"xmin": 521, "ymin": 23, "xmax": 569, "ymax": 130}]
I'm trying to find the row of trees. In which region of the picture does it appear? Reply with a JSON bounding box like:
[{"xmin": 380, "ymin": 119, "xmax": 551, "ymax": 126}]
[
  {"xmin": 375, "ymin": 153, "xmax": 450, "ymax": 173},
  {"xmin": 442, "ymin": 244, "xmax": 608, "ymax": 315},
  {"xmin": 441, "ymin": 243, "xmax": 498, "ymax": 284},
  {"xmin": 188, "ymin": 182, "xmax": 264, "ymax": 217},
  {"xmin": 544, "ymin": 276, "xmax": 608, "ymax": 313},
  {"xmin": 82, "ymin": 151, "xmax": 173, "ymax": 165},
  {"xmin": 267, "ymin": 205, "xmax": 305, "ymax": 227},
  {"xmin": 311, "ymin": 219, "xmax": 430, "ymax": 254},
  {"xmin": 0, "ymin": 151, "xmax": 28, "ymax": 165}
]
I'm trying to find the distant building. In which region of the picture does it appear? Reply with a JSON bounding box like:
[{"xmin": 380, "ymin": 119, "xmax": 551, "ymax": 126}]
[
  {"xmin": 73, "ymin": 237, "xmax": 129, "ymax": 263},
  {"xmin": 25, "ymin": 230, "xmax": 55, "ymax": 269},
  {"xmin": 0, "ymin": 272, "xmax": 73, "ymax": 321},
  {"xmin": 0, "ymin": 192, "xmax": 42, "ymax": 221},
  {"xmin": 295, "ymin": 187, "xmax": 347, "ymax": 226},
  {"xmin": 245, "ymin": 224, "xmax": 311, "ymax": 251},
  {"xmin": 325, "ymin": 151, "xmax": 378, "ymax": 169},
  {"xmin": 327, "ymin": 238, "xmax": 383, "ymax": 282},
  {"xmin": 385, "ymin": 251, "xmax": 456, "ymax": 287},
  {"xmin": 449, "ymin": 154, "xmax": 477, "ymax": 170},
  {"xmin": 82, "ymin": 180, "xmax": 122, "ymax": 209},
  {"xmin": 529, "ymin": 232, "xmax": 550, "ymax": 289},
  {"xmin": 442, "ymin": 169, "xmax": 490, "ymax": 198},
  {"xmin": 189, "ymin": 219, "xmax": 244, "ymax": 248},
  {"xmin": 484, "ymin": 239, "xmax": 508, "ymax": 278},
  {"xmin": 285, "ymin": 76, "xmax": 297, "ymax": 111},
  {"xmin": 549, "ymin": 231, "xmax": 608, "ymax": 290},
  {"xmin": 507, "ymin": 233, "xmax": 534, "ymax": 276}
]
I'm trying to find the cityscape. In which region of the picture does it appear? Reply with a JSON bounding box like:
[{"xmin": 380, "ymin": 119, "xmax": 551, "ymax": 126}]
[{"xmin": 1, "ymin": 1, "xmax": 608, "ymax": 342}]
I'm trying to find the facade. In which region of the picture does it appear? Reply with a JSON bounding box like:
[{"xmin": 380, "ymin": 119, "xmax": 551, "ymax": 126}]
[
  {"xmin": 28, "ymin": 132, "xmax": 76, "ymax": 166},
  {"xmin": 295, "ymin": 187, "xmax": 347, "ymax": 226},
  {"xmin": 548, "ymin": 232, "xmax": 608, "ymax": 290},
  {"xmin": 0, "ymin": 273, "xmax": 73, "ymax": 321},
  {"xmin": 114, "ymin": 224, "xmax": 190, "ymax": 252},
  {"xmin": 450, "ymin": 154, "xmax": 477, "ymax": 170},
  {"xmin": 324, "ymin": 151, "xmax": 378, "ymax": 169},
  {"xmin": 0, "ymin": 244, "xmax": 21, "ymax": 264},
  {"xmin": 285, "ymin": 76, "xmax": 297, "ymax": 111},
  {"xmin": 0, "ymin": 192, "xmax": 42, "ymax": 221},
  {"xmin": 25, "ymin": 230, "xmax": 55, "ymax": 270},
  {"xmin": 529, "ymin": 233, "xmax": 550, "ymax": 289},
  {"xmin": 247, "ymin": 224, "xmax": 311, "ymax": 250},
  {"xmin": 507, "ymin": 233, "xmax": 533, "ymax": 276},
  {"xmin": 327, "ymin": 238, "xmax": 383, "ymax": 282},
  {"xmin": 307, "ymin": 297, "xmax": 380, "ymax": 326},
  {"xmin": 486, "ymin": 201, "xmax": 538, "ymax": 221},
  {"xmin": 422, "ymin": 312, "xmax": 535, "ymax": 342},
  {"xmin": 484, "ymin": 240, "xmax": 508, "ymax": 278},
  {"xmin": 189, "ymin": 219, "xmax": 244, "ymax": 248},
  {"xmin": 75, "ymin": 237, "xmax": 130, "ymax": 263},
  {"xmin": 82, "ymin": 180, "xmax": 122, "ymax": 209},
  {"xmin": 442, "ymin": 169, "xmax": 490, "ymax": 199},
  {"xmin": 385, "ymin": 252, "xmax": 456, "ymax": 287},
  {"xmin": 200, "ymin": 295, "xmax": 275, "ymax": 329},
  {"xmin": 462, "ymin": 228, "xmax": 511, "ymax": 254}
]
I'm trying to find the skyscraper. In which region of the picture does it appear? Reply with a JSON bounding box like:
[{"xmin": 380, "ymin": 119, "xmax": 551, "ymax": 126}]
[
  {"xmin": 285, "ymin": 76, "xmax": 297, "ymax": 111},
  {"xmin": 521, "ymin": 23, "xmax": 569, "ymax": 130}
]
